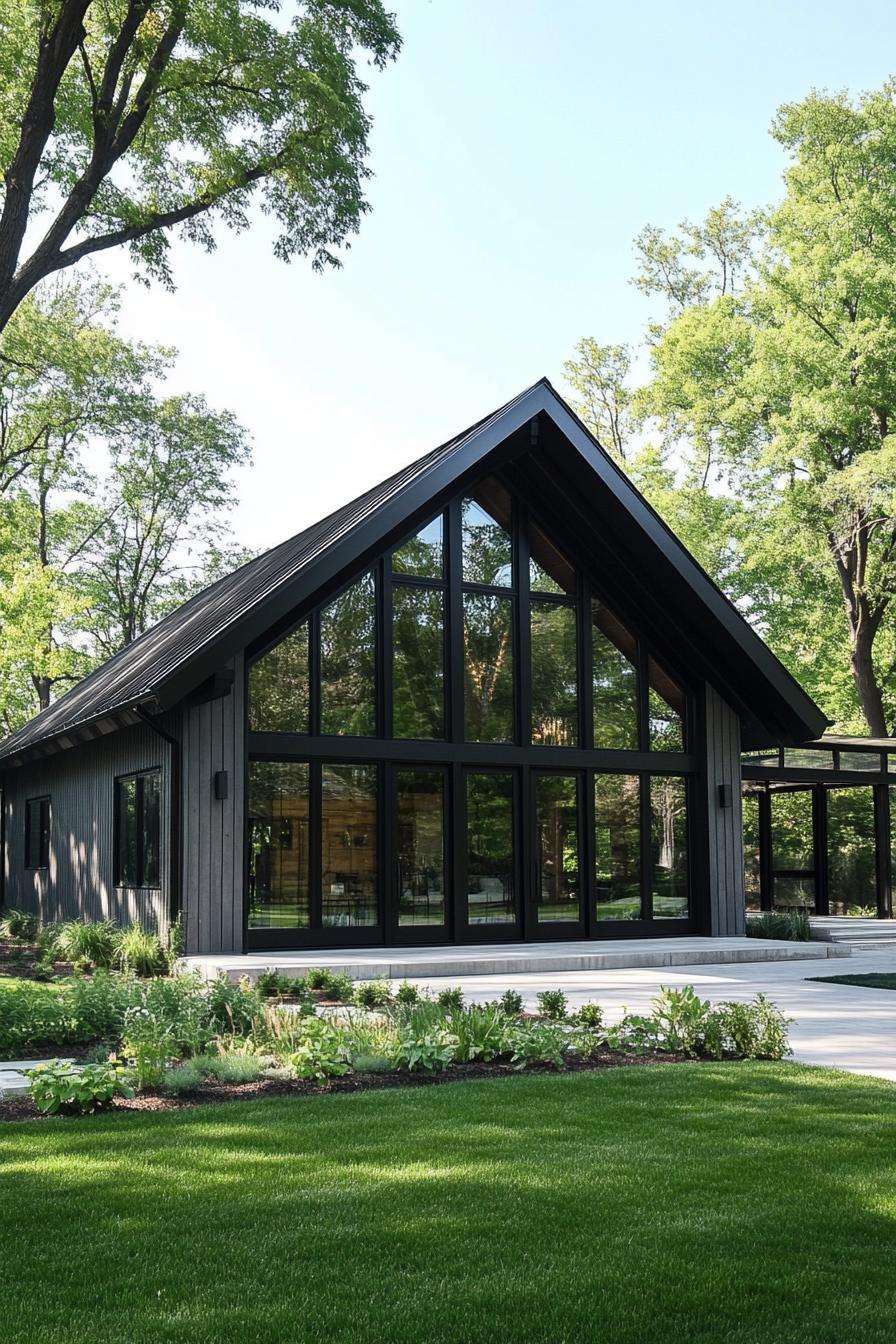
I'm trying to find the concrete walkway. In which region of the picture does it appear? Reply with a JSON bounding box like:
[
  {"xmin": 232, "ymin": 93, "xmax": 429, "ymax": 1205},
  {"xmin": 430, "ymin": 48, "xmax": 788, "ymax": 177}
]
[
  {"xmin": 404, "ymin": 950, "xmax": 896, "ymax": 1082},
  {"xmin": 0, "ymin": 1057, "xmax": 72, "ymax": 1095}
]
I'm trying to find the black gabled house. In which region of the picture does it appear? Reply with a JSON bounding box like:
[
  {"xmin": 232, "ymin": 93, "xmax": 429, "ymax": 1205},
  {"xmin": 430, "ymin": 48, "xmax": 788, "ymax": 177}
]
[{"xmin": 0, "ymin": 380, "xmax": 827, "ymax": 955}]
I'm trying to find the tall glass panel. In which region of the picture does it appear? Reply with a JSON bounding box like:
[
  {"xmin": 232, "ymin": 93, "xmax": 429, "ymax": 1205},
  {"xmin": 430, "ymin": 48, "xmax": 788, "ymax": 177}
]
[
  {"xmin": 396, "ymin": 770, "xmax": 446, "ymax": 927},
  {"xmin": 770, "ymin": 789, "xmax": 815, "ymax": 912},
  {"xmin": 828, "ymin": 786, "xmax": 876, "ymax": 916},
  {"xmin": 142, "ymin": 771, "xmax": 161, "ymax": 889},
  {"xmin": 248, "ymin": 762, "xmax": 310, "ymax": 928},
  {"xmin": 595, "ymin": 773, "xmax": 642, "ymax": 920},
  {"xmin": 592, "ymin": 601, "xmax": 638, "ymax": 750},
  {"xmin": 393, "ymin": 586, "xmax": 445, "ymax": 739},
  {"xmin": 466, "ymin": 772, "xmax": 516, "ymax": 925},
  {"xmin": 531, "ymin": 600, "xmax": 578, "ymax": 746},
  {"xmin": 321, "ymin": 764, "xmax": 378, "ymax": 927},
  {"xmin": 462, "ymin": 481, "xmax": 513, "ymax": 587},
  {"xmin": 464, "ymin": 593, "xmax": 514, "ymax": 742},
  {"xmin": 249, "ymin": 623, "xmax": 310, "ymax": 733},
  {"xmin": 648, "ymin": 657, "xmax": 684, "ymax": 751},
  {"xmin": 535, "ymin": 774, "xmax": 581, "ymax": 924},
  {"xmin": 650, "ymin": 776, "xmax": 688, "ymax": 918},
  {"xmin": 319, "ymin": 573, "xmax": 376, "ymax": 736},
  {"xmin": 529, "ymin": 520, "xmax": 575, "ymax": 595},
  {"xmin": 392, "ymin": 516, "xmax": 443, "ymax": 579},
  {"xmin": 742, "ymin": 791, "xmax": 762, "ymax": 912}
]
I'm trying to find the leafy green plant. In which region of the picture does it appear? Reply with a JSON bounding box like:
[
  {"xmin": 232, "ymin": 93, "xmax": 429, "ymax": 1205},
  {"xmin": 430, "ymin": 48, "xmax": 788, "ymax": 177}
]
[
  {"xmin": 0, "ymin": 981, "xmax": 73, "ymax": 1054},
  {"xmin": 351, "ymin": 1053, "xmax": 394, "ymax": 1073},
  {"xmin": 325, "ymin": 972, "xmax": 356, "ymax": 1002},
  {"xmin": 58, "ymin": 919, "xmax": 118, "ymax": 969},
  {"xmin": 536, "ymin": 990, "xmax": 569, "ymax": 1021},
  {"xmin": 121, "ymin": 1007, "xmax": 178, "ymax": 1088},
  {"xmin": 499, "ymin": 989, "xmax": 523, "ymax": 1016},
  {"xmin": 340, "ymin": 1012, "xmax": 400, "ymax": 1064},
  {"xmin": 394, "ymin": 1026, "xmax": 458, "ymax": 1074},
  {"xmin": 164, "ymin": 914, "xmax": 184, "ymax": 973},
  {"xmin": 702, "ymin": 995, "xmax": 792, "ymax": 1061},
  {"xmin": 64, "ymin": 970, "xmax": 140, "ymax": 1043},
  {"xmin": 204, "ymin": 975, "xmax": 263, "ymax": 1036},
  {"xmin": 304, "ymin": 968, "xmax": 332, "ymax": 992},
  {"xmin": 27, "ymin": 1059, "xmax": 133, "ymax": 1115},
  {"xmin": 648, "ymin": 986, "xmax": 712, "ymax": 1056},
  {"xmin": 115, "ymin": 922, "xmax": 167, "ymax": 977},
  {"xmin": 395, "ymin": 980, "xmax": 420, "ymax": 1006},
  {"xmin": 140, "ymin": 975, "xmax": 216, "ymax": 1056},
  {"xmin": 255, "ymin": 970, "xmax": 285, "ymax": 998},
  {"xmin": 576, "ymin": 1002, "xmax": 604, "ymax": 1031},
  {"xmin": 745, "ymin": 912, "xmax": 811, "ymax": 942},
  {"xmin": 508, "ymin": 1023, "xmax": 571, "ymax": 1071},
  {"xmin": 161, "ymin": 1060, "xmax": 205, "ymax": 1095},
  {"xmin": 451, "ymin": 1005, "xmax": 508, "ymax": 1063},
  {"xmin": 287, "ymin": 1018, "xmax": 350, "ymax": 1081},
  {"xmin": 354, "ymin": 978, "xmax": 392, "ymax": 1009},
  {"xmin": 436, "ymin": 986, "xmax": 464, "ymax": 1012},
  {"xmin": 0, "ymin": 908, "xmax": 39, "ymax": 942}
]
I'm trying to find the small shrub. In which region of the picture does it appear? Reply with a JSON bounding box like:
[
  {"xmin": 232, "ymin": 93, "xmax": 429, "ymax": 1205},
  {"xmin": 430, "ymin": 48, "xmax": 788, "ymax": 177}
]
[
  {"xmin": 325, "ymin": 972, "xmax": 355, "ymax": 1003},
  {"xmin": 287, "ymin": 1018, "xmax": 350, "ymax": 1081},
  {"xmin": 341, "ymin": 1012, "xmax": 400, "ymax": 1065},
  {"xmin": 648, "ymin": 986, "xmax": 711, "ymax": 1056},
  {"xmin": 354, "ymin": 978, "xmax": 392, "ymax": 1009},
  {"xmin": 436, "ymin": 986, "xmax": 464, "ymax": 1012},
  {"xmin": 141, "ymin": 974, "xmax": 216, "ymax": 1055},
  {"xmin": 30, "ymin": 955, "xmax": 59, "ymax": 982},
  {"xmin": 205, "ymin": 975, "xmax": 263, "ymax": 1036},
  {"xmin": 255, "ymin": 970, "xmax": 283, "ymax": 998},
  {"xmin": 703, "ymin": 994, "xmax": 791, "ymax": 1061},
  {"xmin": 394, "ymin": 1026, "xmax": 458, "ymax": 1074},
  {"xmin": 304, "ymin": 968, "xmax": 332, "ymax": 992},
  {"xmin": 161, "ymin": 1060, "xmax": 205, "ymax": 1095},
  {"xmin": 351, "ymin": 1052, "xmax": 394, "ymax": 1073},
  {"xmin": 745, "ymin": 911, "xmax": 811, "ymax": 942},
  {"xmin": 27, "ymin": 1059, "xmax": 133, "ymax": 1115},
  {"xmin": 499, "ymin": 989, "xmax": 523, "ymax": 1016},
  {"xmin": 115, "ymin": 922, "xmax": 167, "ymax": 977},
  {"xmin": 203, "ymin": 1052, "xmax": 268, "ymax": 1085},
  {"xmin": 0, "ymin": 908, "xmax": 39, "ymax": 942},
  {"xmin": 0, "ymin": 981, "xmax": 73, "ymax": 1054},
  {"xmin": 65, "ymin": 969, "xmax": 140, "ymax": 1042},
  {"xmin": 58, "ymin": 919, "xmax": 118, "ymax": 969},
  {"xmin": 452, "ymin": 1005, "xmax": 508, "ymax": 1063},
  {"xmin": 395, "ymin": 980, "xmax": 420, "ymax": 1006},
  {"xmin": 509, "ymin": 1022, "xmax": 570, "ymax": 1071},
  {"xmin": 576, "ymin": 1002, "xmax": 603, "ymax": 1031},
  {"xmin": 121, "ymin": 1008, "xmax": 177, "ymax": 1087},
  {"xmin": 287, "ymin": 976, "xmax": 308, "ymax": 997},
  {"xmin": 536, "ymin": 989, "xmax": 568, "ymax": 1021}
]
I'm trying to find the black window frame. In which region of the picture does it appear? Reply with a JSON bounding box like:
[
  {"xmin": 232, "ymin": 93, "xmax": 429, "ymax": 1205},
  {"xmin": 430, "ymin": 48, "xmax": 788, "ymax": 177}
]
[
  {"xmin": 114, "ymin": 767, "xmax": 162, "ymax": 890},
  {"xmin": 24, "ymin": 795, "xmax": 50, "ymax": 870}
]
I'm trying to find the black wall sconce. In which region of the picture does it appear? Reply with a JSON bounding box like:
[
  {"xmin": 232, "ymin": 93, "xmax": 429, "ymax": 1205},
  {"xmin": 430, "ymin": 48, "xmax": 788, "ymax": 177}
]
[
  {"xmin": 214, "ymin": 770, "xmax": 229, "ymax": 801},
  {"xmin": 718, "ymin": 783, "xmax": 731, "ymax": 809}
]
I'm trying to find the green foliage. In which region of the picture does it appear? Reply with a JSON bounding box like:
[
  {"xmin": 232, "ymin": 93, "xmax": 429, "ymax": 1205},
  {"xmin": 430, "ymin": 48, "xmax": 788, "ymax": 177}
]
[
  {"xmin": 114, "ymin": 923, "xmax": 167, "ymax": 978},
  {"xmin": 499, "ymin": 988, "xmax": 523, "ymax": 1016},
  {"xmin": 304, "ymin": 968, "xmax": 333, "ymax": 991},
  {"xmin": 287, "ymin": 1018, "xmax": 350, "ymax": 1081},
  {"xmin": 450, "ymin": 1005, "xmax": 508, "ymax": 1063},
  {"xmin": 536, "ymin": 990, "xmax": 569, "ymax": 1021},
  {"xmin": 204, "ymin": 976, "xmax": 263, "ymax": 1036},
  {"xmin": 63, "ymin": 970, "xmax": 139, "ymax": 1043},
  {"xmin": 0, "ymin": 980, "xmax": 72, "ymax": 1053},
  {"xmin": 0, "ymin": 908, "xmax": 39, "ymax": 941},
  {"xmin": 339, "ymin": 1012, "xmax": 400, "ymax": 1066},
  {"xmin": 160, "ymin": 1060, "xmax": 205, "ymax": 1096},
  {"xmin": 701, "ymin": 996, "xmax": 792, "ymax": 1062},
  {"xmin": 395, "ymin": 980, "xmax": 420, "ymax": 1006},
  {"xmin": 394, "ymin": 1027, "xmax": 458, "ymax": 1075},
  {"xmin": 255, "ymin": 971, "xmax": 287, "ymax": 998},
  {"xmin": 164, "ymin": 915, "xmax": 184, "ymax": 974},
  {"xmin": 436, "ymin": 986, "xmax": 464, "ymax": 1012},
  {"xmin": 746, "ymin": 912, "xmax": 811, "ymax": 942},
  {"xmin": 576, "ymin": 1002, "xmax": 604, "ymax": 1031},
  {"xmin": 509, "ymin": 1023, "xmax": 571, "ymax": 1071},
  {"xmin": 58, "ymin": 920, "xmax": 118, "ymax": 969},
  {"xmin": 26, "ymin": 1059, "xmax": 133, "ymax": 1115},
  {"xmin": 642, "ymin": 986, "xmax": 711, "ymax": 1057},
  {"xmin": 324, "ymin": 973, "xmax": 356, "ymax": 1003},
  {"xmin": 354, "ymin": 979, "xmax": 392, "ymax": 1009}
]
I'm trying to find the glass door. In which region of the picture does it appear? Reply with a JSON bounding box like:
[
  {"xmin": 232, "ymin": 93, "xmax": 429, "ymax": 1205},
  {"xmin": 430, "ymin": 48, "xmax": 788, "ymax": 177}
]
[
  {"xmin": 388, "ymin": 767, "xmax": 449, "ymax": 942},
  {"xmin": 531, "ymin": 772, "xmax": 585, "ymax": 936},
  {"xmin": 461, "ymin": 770, "xmax": 521, "ymax": 938},
  {"xmin": 770, "ymin": 787, "xmax": 817, "ymax": 913}
]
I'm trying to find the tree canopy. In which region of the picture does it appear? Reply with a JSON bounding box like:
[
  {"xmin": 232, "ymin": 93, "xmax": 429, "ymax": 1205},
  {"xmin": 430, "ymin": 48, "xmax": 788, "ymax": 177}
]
[
  {"xmin": 567, "ymin": 82, "xmax": 896, "ymax": 735},
  {"xmin": 0, "ymin": 0, "xmax": 401, "ymax": 330}
]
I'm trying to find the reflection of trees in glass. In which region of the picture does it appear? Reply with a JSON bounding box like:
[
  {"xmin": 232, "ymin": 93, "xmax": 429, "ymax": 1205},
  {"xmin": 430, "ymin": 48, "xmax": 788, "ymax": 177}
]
[
  {"xmin": 393, "ymin": 586, "xmax": 444, "ymax": 739},
  {"xmin": 249, "ymin": 622, "xmax": 310, "ymax": 732},
  {"xmin": 536, "ymin": 774, "xmax": 580, "ymax": 922},
  {"xmin": 320, "ymin": 573, "xmax": 376, "ymax": 736},
  {"xmin": 770, "ymin": 790, "xmax": 814, "ymax": 870},
  {"xmin": 397, "ymin": 770, "xmax": 446, "ymax": 926},
  {"xmin": 465, "ymin": 773, "xmax": 516, "ymax": 924},
  {"xmin": 531, "ymin": 601, "xmax": 578, "ymax": 745},
  {"xmin": 828, "ymin": 786, "xmax": 876, "ymax": 914},
  {"xmin": 592, "ymin": 601, "xmax": 638, "ymax": 749},
  {"xmin": 742, "ymin": 792, "xmax": 762, "ymax": 911},
  {"xmin": 462, "ymin": 486, "xmax": 513, "ymax": 586},
  {"xmin": 530, "ymin": 521, "xmax": 575, "ymax": 594},
  {"xmin": 321, "ymin": 764, "xmax": 378, "ymax": 927},
  {"xmin": 247, "ymin": 761, "xmax": 310, "ymax": 929},
  {"xmin": 650, "ymin": 775, "xmax": 688, "ymax": 918},
  {"xmin": 648, "ymin": 657, "xmax": 684, "ymax": 751},
  {"xmin": 595, "ymin": 773, "xmax": 641, "ymax": 920},
  {"xmin": 464, "ymin": 594, "xmax": 514, "ymax": 742},
  {"xmin": 392, "ymin": 517, "xmax": 443, "ymax": 579}
]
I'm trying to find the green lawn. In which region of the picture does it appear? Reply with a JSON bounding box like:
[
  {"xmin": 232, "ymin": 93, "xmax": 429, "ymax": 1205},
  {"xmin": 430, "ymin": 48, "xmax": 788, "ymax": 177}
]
[
  {"xmin": 2, "ymin": 1065, "xmax": 896, "ymax": 1343},
  {"xmin": 809, "ymin": 973, "xmax": 896, "ymax": 991}
]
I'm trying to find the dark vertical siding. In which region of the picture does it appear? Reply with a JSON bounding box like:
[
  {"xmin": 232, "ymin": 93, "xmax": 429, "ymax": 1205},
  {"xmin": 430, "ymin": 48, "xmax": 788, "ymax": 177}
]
[
  {"xmin": 704, "ymin": 683, "xmax": 745, "ymax": 935},
  {"xmin": 2, "ymin": 723, "xmax": 171, "ymax": 932},
  {"xmin": 179, "ymin": 654, "xmax": 245, "ymax": 955}
]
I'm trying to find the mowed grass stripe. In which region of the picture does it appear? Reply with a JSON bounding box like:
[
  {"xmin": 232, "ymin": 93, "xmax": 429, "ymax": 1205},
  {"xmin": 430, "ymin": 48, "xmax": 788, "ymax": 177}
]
[{"xmin": 2, "ymin": 1064, "xmax": 896, "ymax": 1344}]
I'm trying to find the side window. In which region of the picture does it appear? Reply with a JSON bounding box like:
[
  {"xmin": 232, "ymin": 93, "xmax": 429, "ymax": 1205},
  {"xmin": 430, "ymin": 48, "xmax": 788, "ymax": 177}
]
[
  {"xmin": 24, "ymin": 796, "xmax": 50, "ymax": 870},
  {"xmin": 115, "ymin": 770, "xmax": 161, "ymax": 888}
]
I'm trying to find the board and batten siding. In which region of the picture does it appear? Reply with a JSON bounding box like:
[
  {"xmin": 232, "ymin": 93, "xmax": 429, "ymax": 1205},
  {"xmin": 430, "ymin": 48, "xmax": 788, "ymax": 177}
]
[
  {"xmin": 2, "ymin": 721, "xmax": 172, "ymax": 933},
  {"xmin": 704, "ymin": 683, "xmax": 746, "ymax": 936},
  {"xmin": 180, "ymin": 654, "xmax": 246, "ymax": 956}
]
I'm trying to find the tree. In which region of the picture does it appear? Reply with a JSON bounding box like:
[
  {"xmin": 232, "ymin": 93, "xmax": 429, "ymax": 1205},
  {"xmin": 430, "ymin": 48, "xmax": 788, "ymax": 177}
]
[
  {"xmin": 0, "ymin": 0, "xmax": 401, "ymax": 331},
  {"xmin": 568, "ymin": 83, "xmax": 896, "ymax": 735}
]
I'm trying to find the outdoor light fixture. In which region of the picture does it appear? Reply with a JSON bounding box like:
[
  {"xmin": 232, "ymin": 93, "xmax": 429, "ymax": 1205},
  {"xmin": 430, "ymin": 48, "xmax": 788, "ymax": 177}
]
[
  {"xmin": 214, "ymin": 770, "xmax": 229, "ymax": 801},
  {"xmin": 718, "ymin": 784, "xmax": 731, "ymax": 809}
]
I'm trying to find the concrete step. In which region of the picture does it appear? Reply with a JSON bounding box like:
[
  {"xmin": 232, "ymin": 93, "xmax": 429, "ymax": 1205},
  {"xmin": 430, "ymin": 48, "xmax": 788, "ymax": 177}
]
[
  {"xmin": 811, "ymin": 918, "xmax": 896, "ymax": 949},
  {"xmin": 182, "ymin": 935, "xmax": 850, "ymax": 984}
]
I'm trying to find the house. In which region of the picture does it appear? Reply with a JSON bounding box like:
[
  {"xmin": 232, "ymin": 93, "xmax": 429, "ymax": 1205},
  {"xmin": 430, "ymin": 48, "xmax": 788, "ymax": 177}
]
[{"xmin": 0, "ymin": 380, "xmax": 828, "ymax": 955}]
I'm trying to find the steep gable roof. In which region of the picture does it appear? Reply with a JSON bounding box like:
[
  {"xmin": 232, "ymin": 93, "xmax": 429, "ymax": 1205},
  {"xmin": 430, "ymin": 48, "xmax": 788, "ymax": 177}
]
[{"xmin": 0, "ymin": 378, "xmax": 828, "ymax": 762}]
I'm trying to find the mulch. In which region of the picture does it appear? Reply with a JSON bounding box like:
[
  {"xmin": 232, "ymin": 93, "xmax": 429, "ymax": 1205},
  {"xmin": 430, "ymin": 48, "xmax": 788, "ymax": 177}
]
[{"xmin": 0, "ymin": 1050, "xmax": 692, "ymax": 1124}]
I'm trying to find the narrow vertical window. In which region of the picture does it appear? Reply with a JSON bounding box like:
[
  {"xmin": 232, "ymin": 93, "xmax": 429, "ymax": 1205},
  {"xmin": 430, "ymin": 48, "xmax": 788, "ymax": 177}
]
[
  {"xmin": 115, "ymin": 771, "xmax": 161, "ymax": 888},
  {"xmin": 592, "ymin": 601, "xmax": 639, "ymax": 750},
  {"xmin": 248, "ymin": 762, "xmax": 310, "ymax": 929},
  {"xmin": 650, "ymin": 776, "xmax": 688, "ymax": 918},
  {"xmin": 24, "ymin": 796, "xmax": 50, "ymax": 870},
  {"xmin": 320, "ymin": 573, "xmax": 376, "ymax": 736},
  {"xmin": 465, "ymin": 772, "xmax": 516, "ymax": 925},
  {"xmin": 648, "ymin": 656, "xmax": 685, "ymax": 751},
  {"xmin": 396, "ymin": 769, "xmax": 446, "ymax": 927},
  {"xmin": 531, "ymin": 601, "xmax": 578, "ymax": 745},
  {"xmin": 595, "ymin": 774, "xmax": 642, "ymax": 920},
  {"xmin": 249, "ymin": 622, "xmax": 310, "ymax": 733},
  {"xmin": 321, "ymin": 764, "xmax": 379, "ymax": 927},
  {"xmin": 535, "ymin": 774, "xmax": 581, "ymax": 924},
  {"xmin": 464, "ymin": 593, "xmax": 514, "ymax": 742},
  {"xmin": 393, "ymin": 586, "xmax": 445, "ymax": 739},
  {"xmin": 462, "ymin": 481, "xmax": 513, "ymax": 587}
]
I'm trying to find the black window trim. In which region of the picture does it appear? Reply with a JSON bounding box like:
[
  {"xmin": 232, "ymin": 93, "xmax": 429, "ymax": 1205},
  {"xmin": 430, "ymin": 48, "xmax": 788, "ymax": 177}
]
[
  {"xmin": 24, "ymin": 794, "xmax": 51, "ymax": 871},
  {"xmin": 114, "ymin": 766, "xmax": 162, "ymax": 891}
]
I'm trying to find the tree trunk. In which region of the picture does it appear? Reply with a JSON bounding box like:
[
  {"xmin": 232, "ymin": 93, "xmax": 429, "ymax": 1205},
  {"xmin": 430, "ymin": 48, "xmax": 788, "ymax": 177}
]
[{"xmin": 850, "ymin": 618, "xmax": 888, "ymax": 736}]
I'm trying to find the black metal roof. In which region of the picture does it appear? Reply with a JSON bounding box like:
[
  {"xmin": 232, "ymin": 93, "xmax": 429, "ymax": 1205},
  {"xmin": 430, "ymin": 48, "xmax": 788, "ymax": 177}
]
[{"xmin": 0, "ymin": 378, "xmax": 829, "ymax": 763}]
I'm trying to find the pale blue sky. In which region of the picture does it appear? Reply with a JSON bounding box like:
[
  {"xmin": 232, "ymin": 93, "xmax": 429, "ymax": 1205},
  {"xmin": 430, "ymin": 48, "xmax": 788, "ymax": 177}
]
[{"xmin": 99, "ymin": 0, "xmax": 896, "ymax": 550}]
